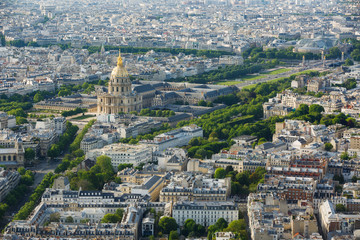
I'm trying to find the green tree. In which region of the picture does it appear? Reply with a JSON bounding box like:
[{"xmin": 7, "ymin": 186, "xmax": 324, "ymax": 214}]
[
  {"xmin": 18, "ymin": 167, "xmax": 26, "ymax": 175},
  {"xmin": 344, "ymin": 58, "xmax": 354, "ymax": 66},
  {"xmin": 80, "ymin": 218, "xmax": 90, "ymax": 223},
  {"xmin": 169, "ymin": 230, "xmax": 179, "ymax": 240},
  {"xmin": 324, "ymin": 143, "xmax": 333, "ymax": 152},
  {"xmin": 8, "ymin": 108, "xmax": 27, "ymax": 118},
  {"xmin": 340, "ymin": 152, "xmax": 350, "ymax": 160},
  {"xmin": 118, "ymin": 163, "xmax": 133, "ymax": 171},
  {"xmin": 207, "ymin": 225, "xmax": 217, "ymax": 240},
  {"xmin": 214, "ymin": 218, "xmax": 228, "ymax": 231},
  {"xmin": 49, "ymin": 212, "xmax": 60, "ymax": 222},
  {"xmin": 309, "ymin": 104, "xmax": 324, "ymax": 114},
  {"xmin": 25, "ymin": 148, "xmax": 35, "ymax": 163},
  {"xmin": 65, "ymin": 216, "xmax": 74, "ymax": 223},
  {"xmin": 257, "ymin": 137, "xmax": 268, "ymax": 145},
  {"xmin": 47, "ymin": 144, "xmax": 60, "ymax": 159},
  {"xmin": 334, "ymin": 174, "xmax": 345, "ymax": 184},
  {"xmin": 352, "ymin": 176, "xmax": 359, "ymax": 183},
  {"xmin": 96, "ymin": 155, "xmax": 115, "ymax": 175},
  {"xmin": 16, "ymin": 117, "xmax": 28, "ymax": 125},
  {"xmin": 82, "ymin": 82, "xmax": 89, "ymax": 89},
  {"xmin": 194, "ymin": 148, "xmax": 209, "ymax": 159},
  {"xmin": 73, "ymin": 149, "xmax": 84, "ymax": 158},
  {"xmin": 209, "ymin": 131, "xmax": 219, "ymax": 141},
  {"xmin": 225, "ymin": 166, "xmax": 234, "ymax": 173},
  {"xmin": 351, "ymin": 49, "xmax": 360, "ymax": 61},
  {"xmin": 183, "ymin": 219, "xmax": 196, "ymax": 236},
  {"xmin": 326, "ymin": 47, "xmax": 342, "ymax": 59},
  {"xmin": 336, "ymin": 204, "xmax": 346, "ymax": 212},
  {"xmin": 33, "ymin": 92, "xmax": 44, "ymax": 103},
  {"xmin": 159, "ymin": 217, "xmax": 178, "ymax": 234},
  {"xmin": 58, "ymin": 89, "xmax": 71, "ymax": 97},
  {"xmin": 115, "ymin": 208, "xmax": 124, "ymax": 220},
  {"xmin": 214, "ymin": 168, "xmax": 227, "ymax": 179},
  {"xmin": 224, "ymin": 219, "xmax": 246, "ymax": 232},
  {"xmin": 296, "ymin": 104, "xmax": 309, "ymax": 116},
  {"xmin": 0, "ymin": 33, "xmax": 5, "ymax": 46},
  {"xmin": 20, "ymin": 174, "xmax": 34, "ymax": 186},
  {"xmin": 101, "ymin": 213, "xmax": 121, "ymax": 223},
  {"xmin": 198, "ymin": 100, "xmax": 207, "ymax": 106}
]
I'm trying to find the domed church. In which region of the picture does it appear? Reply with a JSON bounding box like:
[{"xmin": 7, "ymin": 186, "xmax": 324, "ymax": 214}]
[{"xmin": 97, "ymin": 51, "xmax": 142, "ymax": 114}]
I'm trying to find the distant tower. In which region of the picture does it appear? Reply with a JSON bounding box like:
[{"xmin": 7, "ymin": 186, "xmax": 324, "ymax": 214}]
[
  {"xmin": 100, "ymin": 44, "xmax": 105, "ymax": 55},
  {"xmin": 323, "ymin": 55, "xmax": 326, "ymax": 68},
  {"xmin": 302, "ymin": 55, "xmax": 305, "ymax": 68},
  {"xmin": 341, "ymin": 52, "xmax": 344, "ymax": 62}
]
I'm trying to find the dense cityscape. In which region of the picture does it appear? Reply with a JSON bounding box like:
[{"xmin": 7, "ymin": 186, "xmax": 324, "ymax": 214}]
[{"xmin": 0, "ymin": 0, "xmax": 360, "ymax": 239}]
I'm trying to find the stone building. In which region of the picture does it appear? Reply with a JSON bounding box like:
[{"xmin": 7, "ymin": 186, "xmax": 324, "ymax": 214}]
[
  {"xmin": 173, "ymin": 201, "xmax": 238, "ymax": 227},
  {"xmin": 0, "ymin": 139, "xmax": 25, "ymax": 169},
  {"xmin": 97, "ymin": 52, "xmax": 142, "ymax": 114}
]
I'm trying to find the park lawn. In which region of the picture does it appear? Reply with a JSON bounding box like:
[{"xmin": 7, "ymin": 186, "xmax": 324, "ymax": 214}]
[
  {"xmin": 242, "ymin": 69, "xmax": 322, "ymax": 89},
  {"xmin": 216, "ymin": 74, "xmax": 265, "ymax": 85},
  {"xmin": 264, "ymin": 68, "xmax": 291, "ymax": 75},
  {"xmin": 216, "ymin": 68, "xmax": 291, "ymax": 86},
  {"xmin": 71, "ymin": 114, "xmax": 96, "ymax": 120},
  {"xmin": 216, "ymin": 80, "xmax": 246, "ymax": 86},
  {"xmin": 241, "ymin": 77, "xmax": 286, "ymax": 90},
  {"xmin": 241, "ymin": 74, "xmax": 266, "ymax": 81},
  {"xmin": 242, "ymin": 84, "xmax": 257, "ymax": 90}
]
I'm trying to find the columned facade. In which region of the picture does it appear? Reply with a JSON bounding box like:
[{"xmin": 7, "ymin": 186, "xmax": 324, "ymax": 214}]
[{"xmin": 97, "ymin": 52, "xmax": 142, "ymax": 114}]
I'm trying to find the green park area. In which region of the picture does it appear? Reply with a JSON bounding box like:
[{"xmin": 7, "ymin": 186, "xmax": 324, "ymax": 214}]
[
  {"xmin": 216, "ymin": 68, "xmax": 291, "ymax": 86},
  {"xmin": 71, "ymin": 114, "xmax": 96, "ymax": 120},
  {"xmin": 242, "ymin": 70, "xmax": 326, "ymax": 90}
]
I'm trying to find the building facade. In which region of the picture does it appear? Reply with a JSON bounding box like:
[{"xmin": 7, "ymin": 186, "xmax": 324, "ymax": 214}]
[
  {"xmin": 172, "ymin": 201, "xmax": 238, "ymax": 227},
  {"xmin": 0, "ymin": 168, "xmax": 20, "ymax": 202},
  {"xmin": 86, "ymin": 143, "xmax": 153, "ymax": 168}
]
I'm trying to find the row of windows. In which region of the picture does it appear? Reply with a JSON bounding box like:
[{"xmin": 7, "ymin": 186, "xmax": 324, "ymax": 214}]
[
  {"xmin": 111, "ymin": 86, "xmax": 129, "ymax": 93},
  {"xmin": 99, "ymin": 107, "xmax": 138, "ymax": 113},
  {"xmin": 0, "ymin": 155, "xmax": 17, "ymax": 161},
  {"xmin": 114, "ymin": 79, "xmax": 127, "ymax": 83}
]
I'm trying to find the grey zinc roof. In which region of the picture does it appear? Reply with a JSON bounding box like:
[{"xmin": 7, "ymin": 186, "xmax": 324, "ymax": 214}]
[
  {"xmin": 133, "ymin": 84, "xmax": 155, "ymax": 93},
  {"xmin": 143, "ymin": 175, "xmax": 162, "ymax": 190}
]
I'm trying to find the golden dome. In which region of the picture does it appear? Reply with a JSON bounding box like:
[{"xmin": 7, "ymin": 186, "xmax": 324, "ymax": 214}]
[{"xmin": 111, "ymin": 50, "xmax": 129, "ymax": 78}]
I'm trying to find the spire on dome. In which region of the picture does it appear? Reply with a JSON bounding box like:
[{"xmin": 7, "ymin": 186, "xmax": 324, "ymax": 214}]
[{"xmin": 117, "ymin": 49, "xmax": 123, "ymax": 67}]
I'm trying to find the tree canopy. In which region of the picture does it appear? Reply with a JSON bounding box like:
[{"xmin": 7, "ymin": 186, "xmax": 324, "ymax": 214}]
[
  {"xmin": 214, "ymin": 168, "xmax": 227, "ymax": 179},
  {"xmin": 159, "ymin": 217, "xmax": 178, "ymax": 234}
]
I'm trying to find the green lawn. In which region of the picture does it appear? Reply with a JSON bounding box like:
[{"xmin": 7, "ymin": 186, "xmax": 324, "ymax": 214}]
[
  {"xmin": 216, "ymin": 80, "xmax": 246, "ymax": 86},
  {"xmin": 242, "ymin": 75, "xmax": 266, "ymax": 81},
  {"xmin": 241, "ymin": 69, "xmax": 323, "ymax": 90},
  {"xmin": 216, "ymin": 75, "xmax": 265, "ymax": 85},
  {"xmin": 71, "ymin": 114, "xmax": 96, "ymax": 120},
  {"xmin": 217, "ymin": 68, "xmax": 290, "ymax": 86},
  {"xmin": 264, "ymin": 68, "xmax": 291, "ymax": 75},
  {"xmin": 242, "ymin": 84, "xmax": 257, "ymax": 90},
  {"xmin": 241, "ymin": 77, "xmax": 286, "ymax": 90}
]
